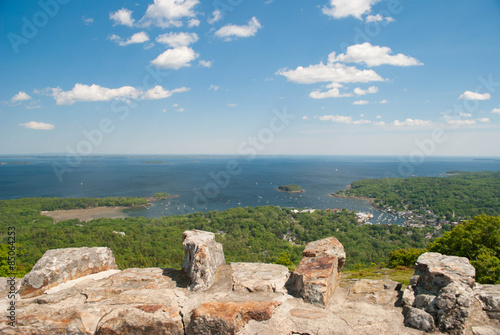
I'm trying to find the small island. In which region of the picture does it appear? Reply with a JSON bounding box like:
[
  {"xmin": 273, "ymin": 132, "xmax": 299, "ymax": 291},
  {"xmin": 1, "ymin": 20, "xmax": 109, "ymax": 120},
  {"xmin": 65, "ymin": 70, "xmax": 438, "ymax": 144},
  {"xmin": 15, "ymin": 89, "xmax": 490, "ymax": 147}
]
[
  {"xmin": 277, "ymin": 184, "xmax": 304, "ymax": 193},
  {"xmin": 143, "ymin": 193, "xmax": 179, "ymax": 202}
]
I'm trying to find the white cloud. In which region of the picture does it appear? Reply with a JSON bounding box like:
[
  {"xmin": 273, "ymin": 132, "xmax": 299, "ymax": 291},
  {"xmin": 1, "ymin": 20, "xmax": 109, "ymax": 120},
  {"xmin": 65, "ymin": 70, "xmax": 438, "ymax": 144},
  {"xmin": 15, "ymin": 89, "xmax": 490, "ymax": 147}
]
[
  {"xmin": 162, "ymin": 108, "xmax": 167, "ymax": 113},
  {"xmin": 375, "ymin": 115, "xmax": 382, "ymax": 119},
  {"xmin": 278, "ymin": 62, "xmax": 384, "ymax": 85},
  {"xmin": 353, "ymin": 86, "xmax": 378, "ymax": 95},
  {"xmin": 458, "ymin": 91, "xmax": 491, "ymax": 100},
  {"xmin": 317, "ymin": 115, "xmax": 353, "ymax": 124},
  {"xmin": 310, "ymin": 87, "xmax": 352, "ymax": 99},
  {"xmin": 156, "ymin": 32, "xmax": 198, "ymax": 47},
  {"xmin": 365, "ymin": 14, "xmax": 394, "ymax": 23},
  {"xmin": 379, "ymin": 99, "xmax": 388, "ymax": 104},
  {"xmin": 459, "ymin": 112, "xmax": 472, "ymax": 118},
  {"xmin": 227, "ymin": 103, "xmax": 238, "ymax": 107},
  {"xmin": 19, "ymin": 121, "xmax": 54, "ymax": 130},
  {"xmin": 352, "ymin": 119, "xmax": 371, "ymax": 125},
  {"xmin": 198, "ymin": 60, "xmax": 213, "ymax": 68},
  {"xmin": 110, "ymin": 8, "xmax": 135, "ymax": 27},
  {"xmin": 447, "ymin": 119, "xmax": 476, "ymax": 126},
  {"xmin": 353, "ymin": 100, "xmax": 369, "ymax": 105},
  {"xmin": 209, "ymin": 84, "xmax": 219, "ymax": 91},
  {"xmin": 332, "ymin": 43, "xmax": 423, "ymax": 67},
  {"xmin": 139, "ymin": 0, "xmax": 199, "ymax": 28},
  {"xmin": 142, "ymin": 86, "xmax": 190, "ymax": 100},
  {"xmin": 177, "ymin": 107, "xmax": 185, "ymax": 112},
  {"xmin": 392, "ymin": 119, "xmax": 433, "ymax": 127},
  {"xmin": 110, "ymin": 32, "xmax": 149, "ymax": 46},
  {"xmin": 188, "ymin": 18, "xmax": 200, "ymax": 27},
  {"xmin": 478, "ymin": 118, "xmax": 490, "ymax": 123},
  {"xmin": 151, "ymin": 46, "xmax": 199, "ymax": 69},
  {"xmin": 322, "ymin": 0, "xmax": 382, "ymax": 20},
  {"xmin": 492, "ymin": 107, "xmax": 500, "ymax": 114},
  {"xmin": 51, "ymin": 84, "xmax": 142, "ymax": 105},
  {"xmin": 302, "ymin": 116, "xmax": 310, "ymax": 120},
  {"xmin": 82, "ymin": 16, "xmax": 94, "ymax": 25},
  {"xmin": 215, "ymin": 17, "xmax": 262, "ymax": 41},
  {"xmin": 172, "ymin": 103, "xmax": 179, "ymax": 107},
  {"xmin": 208, "ymin": 9, "xmax": 223, "ymax": 24},
  {"xmin": 11, "ymin": 91, "xmax": 32, "ymax": 103}
]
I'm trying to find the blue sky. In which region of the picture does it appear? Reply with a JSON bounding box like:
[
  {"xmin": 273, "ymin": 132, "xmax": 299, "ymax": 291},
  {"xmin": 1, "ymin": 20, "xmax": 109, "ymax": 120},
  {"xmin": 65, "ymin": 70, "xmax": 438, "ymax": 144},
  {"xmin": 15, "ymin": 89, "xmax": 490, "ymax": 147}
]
[{"xmin": 1, "ymin": 0, "xmax": 499, "ymax": 156}]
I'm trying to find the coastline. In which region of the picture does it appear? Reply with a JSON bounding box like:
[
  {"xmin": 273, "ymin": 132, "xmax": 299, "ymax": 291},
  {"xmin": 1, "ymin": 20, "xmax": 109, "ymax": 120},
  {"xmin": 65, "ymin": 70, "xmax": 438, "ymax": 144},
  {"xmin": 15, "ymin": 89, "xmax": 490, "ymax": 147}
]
[
  {"xmin": 143, "ymin": 195, "xmax": 180, "ymax": 203},
  {"xmin": 276, "ymin": 188, "xmax": 305, "ymax": 194}
]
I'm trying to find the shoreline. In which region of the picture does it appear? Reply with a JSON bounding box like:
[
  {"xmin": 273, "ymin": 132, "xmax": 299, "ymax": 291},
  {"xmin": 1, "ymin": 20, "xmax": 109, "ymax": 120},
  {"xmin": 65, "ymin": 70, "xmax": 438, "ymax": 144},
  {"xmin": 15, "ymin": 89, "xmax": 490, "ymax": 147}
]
[
  {"xmin": 276, "ymin": 188, "xmax": 305, "ymax": 194},
  {"xmin": 143, "ymin": 195, "xmax": 180, "ymax": 203}
]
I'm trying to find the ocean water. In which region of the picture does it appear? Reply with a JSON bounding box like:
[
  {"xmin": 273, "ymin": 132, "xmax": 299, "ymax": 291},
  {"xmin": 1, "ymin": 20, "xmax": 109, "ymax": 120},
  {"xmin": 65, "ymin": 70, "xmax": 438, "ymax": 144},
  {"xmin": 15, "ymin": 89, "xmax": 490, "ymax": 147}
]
[{"xmin": 1, "ymin": 155, "xmax": 499, "ymax": 224}]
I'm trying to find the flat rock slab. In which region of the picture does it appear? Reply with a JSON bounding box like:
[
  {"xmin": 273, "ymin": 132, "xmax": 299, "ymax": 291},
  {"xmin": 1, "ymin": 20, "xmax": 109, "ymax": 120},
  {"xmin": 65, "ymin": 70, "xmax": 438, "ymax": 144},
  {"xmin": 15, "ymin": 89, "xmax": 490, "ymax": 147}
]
[
  {"xmin": 19, "ymin": 247, "xmax": 117, "ymax": 298},
  {"xmin": 182, "ymin": 230, "xmax": 225, "ymax": 292},
  {"xmin": 293, "ymin": 237, "xmax": 345, "ymax": 307},
  {"xmin": 189, "ymin": 301, "xmax": 281, "ymax": 335},
  {"xmin": 231, "ymin": 262, "xmax": 290, "ymax": 293}
]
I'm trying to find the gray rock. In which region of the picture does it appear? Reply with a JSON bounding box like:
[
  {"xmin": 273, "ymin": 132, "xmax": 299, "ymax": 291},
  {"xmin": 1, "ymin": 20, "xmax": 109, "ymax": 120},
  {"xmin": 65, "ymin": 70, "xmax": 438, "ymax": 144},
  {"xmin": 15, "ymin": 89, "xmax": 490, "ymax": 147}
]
[
  {"xmin": 182, "ymin": 230, "xmax": 226, "ymax": 292},
  {"xmin": 19, "ymin": 247, "xmax": 117, "ymax": 298},
  {"xmin": 231, "ymin": 262, "xmax": 290, "ymax": 293},
  {"xmin": 293, "ymin": 236, "xmax": 345, "ymax": 307},
  {"xmin": 404, "ymin": 307, "xmax": 436, "ymax": 332},
  {"xmin": 403, "ymin": 252, "xmax": 476, "ymax": 335}
]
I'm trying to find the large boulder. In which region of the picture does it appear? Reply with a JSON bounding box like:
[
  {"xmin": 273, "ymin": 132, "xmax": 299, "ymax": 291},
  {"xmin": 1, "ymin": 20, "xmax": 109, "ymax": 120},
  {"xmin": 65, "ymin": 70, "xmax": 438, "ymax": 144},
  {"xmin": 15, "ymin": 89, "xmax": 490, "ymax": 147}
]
[
  {"xmin": 292, "ymin": 236, "xmax": 345, "ymax": 307},
  {"xmin": 188, "ymin": 301, "xmax": 281, "ymax": 335},
  {"xmin": 474, "ymin": 284, "xmax": 500, "ymax": 321},
  {"xmin": 182, "ymin": 230, "xmax": 225, "ymax": 292},
  {"xmin": 403, "ymin": 252, "xmax": 476, "ymax": 335},
  {"xmin": 231, "ymin": 262, "xmax": 290, "ymax": 293},
  {"xmin": 19, "ymin": 247, "xmax": 117, "ymax": 298}
]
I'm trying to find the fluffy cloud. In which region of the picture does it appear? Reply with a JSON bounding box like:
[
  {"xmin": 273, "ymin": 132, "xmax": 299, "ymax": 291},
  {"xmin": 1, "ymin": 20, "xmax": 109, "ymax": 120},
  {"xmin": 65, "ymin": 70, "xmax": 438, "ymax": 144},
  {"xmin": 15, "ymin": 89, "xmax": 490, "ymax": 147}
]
[
  {"xmin": 110, "ymin": 8, "xmax": 135, "ymax": 27},
  {"xmin": 139, "ymin": 0, "xmax": 199, "ymax": 28},
  {"xmin": 392, "ymin": 119, "xmax": 433, "ymax": 127},
  {"xmin": 379, "ymin": 99, "xmax": 388, "ymax": 104},
  {"xmin": 208, "ymin": 9, "xmax": 223, "ymax": 24},
  {"xmin": 142, "ymin": 86, "xmax": 190, "ymax": 100},
  {"xmin": 11, "ymin": 91, "xmax": 32, "ymax": 103},
  {"xmin": 310, "ymin": 87, "xmax": 352, "ymax": 99},
  {"xmin": 227, "ymin": 103, "xmax": 238, "ymax": 107},
  {"xmin": 278, "ymin": 62, "xmax": 384, "ymax": 85},
  {"xmin": 353, "ymin": 100, "xmax": 369, "ymax": 105},
  {"xmin": 332, "ymin": 43, "xmax": 423, "ymax": 67},
  {"xmin": 50, "ymin": 84, "xmax": 142, "ymax": 105},
  {"xmin": 317, "ymin": 115, "xmax": 353, "ymax": 124},
  {"xmin": 478, "ymin": 118, "xmax": 490, "ymax": 123},
  {"xmin": 322, "ymin": 0, "xmax": 382, "ymax": 19},
  {"xmin": 354, "ymin": 86, "xmax": 378, "ymax": 95},
  {"xmin": 198, "ymin": 60, "xmax": 213, "ymax": 68},
  {"xmin": 492, "ymin": 107, "xmax": 500, "ymax": 114},
  {"xmin": 458, "ymin": 91, "xmax": 491, "ymax": 100},
  {"xmin": 151, "ymin": 46, "xmax": 199, "ymax": 69},
  {"xmin": 188, "ymin": 18, "xmax": 200, "ymax": 27},
  {"xmin": 156, "ymin": 32, "xmax": 198, "ymax": 47},
  {"xmin": 209, "ymin": 84, "xmax": 219, "ymax": 91},
  {"xmin": 447, "ymin": 119, "xmax": 476, "ymax": 126},
  {"xmin": 19, "ymin": 121, "xmax": 54, "ymax": 130},
  {"xmin": 109, "ymin": 32, "xmax": 149, "ymax": 46},
  {"xmin": 82, "ymin": 16, "xmax": 94, "ymax": 25},
  {"xmin": 215, "ymin": 17, "xmax": 262, "ymax": 40},
  {"xmin": 365, "ymin": 14, "xmax": 394, "ymax": 23}
]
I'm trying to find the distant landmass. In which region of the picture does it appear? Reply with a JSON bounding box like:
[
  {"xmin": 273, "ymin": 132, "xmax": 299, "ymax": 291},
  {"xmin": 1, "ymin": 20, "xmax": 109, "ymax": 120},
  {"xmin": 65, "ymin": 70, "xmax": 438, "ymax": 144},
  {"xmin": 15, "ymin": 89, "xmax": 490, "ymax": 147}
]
[
  {"xmin": 141, "ymin": 160, "xmax": 166, "ymax": 164},
  {"xmin": 0, "ymin": 161, "xmax": 31, "ymax": 165}
]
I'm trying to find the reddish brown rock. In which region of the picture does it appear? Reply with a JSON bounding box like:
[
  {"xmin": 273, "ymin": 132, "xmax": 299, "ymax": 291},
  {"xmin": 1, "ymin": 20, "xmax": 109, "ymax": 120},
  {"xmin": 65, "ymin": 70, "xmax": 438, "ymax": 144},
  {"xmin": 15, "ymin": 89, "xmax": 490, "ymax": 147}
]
[
  {"xmin": 292, "ymin": 237, "xmax": 345, "ymax": 307},
  {"xmin": 19, "ymin": 247, "xmax": 117, "ymax": 298},
  {"xmin": 188, "ymin": 301, "xmax": 281, "ymax": 335}
]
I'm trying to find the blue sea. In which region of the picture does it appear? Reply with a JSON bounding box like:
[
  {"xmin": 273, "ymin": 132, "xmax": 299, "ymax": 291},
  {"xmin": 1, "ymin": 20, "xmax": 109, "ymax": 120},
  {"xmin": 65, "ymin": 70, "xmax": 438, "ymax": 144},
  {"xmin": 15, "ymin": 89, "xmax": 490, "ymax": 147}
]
[{"xmin": 1, "ymin": 155, "xmax": 499, "ymax": 224}]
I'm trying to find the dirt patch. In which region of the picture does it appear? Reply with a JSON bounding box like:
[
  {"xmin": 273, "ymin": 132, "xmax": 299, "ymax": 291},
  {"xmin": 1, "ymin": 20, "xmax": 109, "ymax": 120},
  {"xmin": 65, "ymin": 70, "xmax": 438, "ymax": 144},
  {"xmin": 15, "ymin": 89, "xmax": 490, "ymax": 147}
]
[{"xmin": 41, "ymin": 207, "xmax": 129, "ymax": 222}]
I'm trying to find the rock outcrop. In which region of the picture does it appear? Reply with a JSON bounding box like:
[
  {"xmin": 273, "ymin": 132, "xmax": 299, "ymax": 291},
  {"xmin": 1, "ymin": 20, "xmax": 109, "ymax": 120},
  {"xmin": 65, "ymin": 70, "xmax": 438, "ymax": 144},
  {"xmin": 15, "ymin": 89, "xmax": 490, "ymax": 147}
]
[
  {"xmin": 182, "ymin": 230, "xmax": 225, "ymax": 292},
  {"xmin": 188, "ymin": 301, "xmax": 281, "ymax": 334},
  {"xmin": 292, "ymin": 236, "xmax": 345, "ymax": 307},
  {"xmin": 402, "ymin": 252, "xmax": 476, "ymax": 335},
  {"xmin": 19, "ymin": 247, "xmax": 117, "ymax": 298},
  {"xmin": 231, "ymin": 262, "xmax": 290, "ymax": 293},
  {"xmin": 1, "ymin": 232, "xmax": 498, "ymax": 335}
]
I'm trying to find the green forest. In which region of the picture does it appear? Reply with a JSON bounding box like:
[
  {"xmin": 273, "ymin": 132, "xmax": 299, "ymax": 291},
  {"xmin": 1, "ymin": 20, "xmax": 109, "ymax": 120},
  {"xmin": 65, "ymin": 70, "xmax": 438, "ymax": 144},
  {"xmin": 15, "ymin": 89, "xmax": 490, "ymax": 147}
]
[
  {"xmin": 336, "ymin": 171, "xmax": 500, "ymax": 220},
  {"xmin": 277, "ymin": 185, "xmax": 303, "ymax": 192},
  {"xmin": 0, "ymin": 197, "xmax": 435, "ymax": 277}
]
